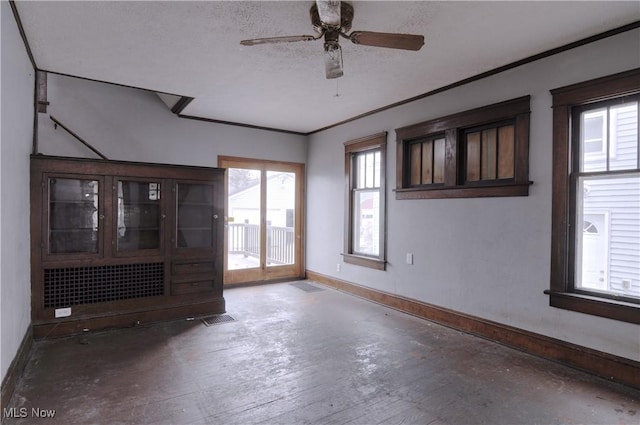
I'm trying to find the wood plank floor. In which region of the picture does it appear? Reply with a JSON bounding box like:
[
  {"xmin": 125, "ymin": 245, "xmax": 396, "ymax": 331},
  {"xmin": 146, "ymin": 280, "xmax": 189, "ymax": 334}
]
[{"xmin": 4, "ymin": 281, "xmax": 639, "ymax": 424}]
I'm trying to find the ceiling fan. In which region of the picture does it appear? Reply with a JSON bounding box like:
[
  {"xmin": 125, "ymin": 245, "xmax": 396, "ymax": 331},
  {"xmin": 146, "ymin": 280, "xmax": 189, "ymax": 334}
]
[{"xmin": 240, "ymin": 1, "xmax": 424, "ymax": 79}]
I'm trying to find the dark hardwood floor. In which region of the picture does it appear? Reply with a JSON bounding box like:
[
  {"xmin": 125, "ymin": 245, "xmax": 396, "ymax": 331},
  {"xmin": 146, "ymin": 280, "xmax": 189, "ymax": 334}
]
[{"xmin": 4, "ymin": 281, "xmax": 639, "ymax": 424}]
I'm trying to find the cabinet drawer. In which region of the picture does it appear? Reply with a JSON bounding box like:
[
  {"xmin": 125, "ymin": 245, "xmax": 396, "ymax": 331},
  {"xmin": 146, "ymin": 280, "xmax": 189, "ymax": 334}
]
[
  {"xmin": 171, "ymin": 280, "xmax": 214, "ymax": 295},
  {"xmin": 172, "ymin": 261, "xmax": 215, "ymax": 274}
]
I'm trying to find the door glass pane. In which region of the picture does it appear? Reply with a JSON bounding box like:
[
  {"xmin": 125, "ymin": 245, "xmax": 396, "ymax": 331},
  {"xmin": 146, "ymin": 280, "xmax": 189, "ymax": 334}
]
[
  {"xmin": 176, "ymin": 183, "xmax": 213, "ymax": 248},
  {"xmin": 353, "ymin": 190, "xmax": 380, "ymax": 256},
  {"xmin": 227, "ymin": 168, "xmax": 261, "ymax": 270},
  {"xmin": 266, "ymin": 171, "xmax": 296, "ymax": 267},
  {"xmin": 575, "ymin": 174, "xmax": 640, "ymax": 299},
  {"xmin": 49, "ymin": 178, "xmax": 99, "ymax": 253},
  {"xmin": 117, "ymin": 181, "xmax": 161, "ymax": 251}
]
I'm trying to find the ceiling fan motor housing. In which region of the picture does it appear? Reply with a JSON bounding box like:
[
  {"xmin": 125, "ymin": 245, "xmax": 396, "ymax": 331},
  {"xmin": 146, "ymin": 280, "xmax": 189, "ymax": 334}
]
[{"xmin": 310, "ymin": 2, "xmax": 354, "ymax": 34}]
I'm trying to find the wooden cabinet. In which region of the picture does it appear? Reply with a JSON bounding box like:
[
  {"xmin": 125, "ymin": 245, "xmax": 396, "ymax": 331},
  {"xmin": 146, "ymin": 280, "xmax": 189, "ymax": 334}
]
[{"xmin": 30, "ymin": 155, "xmax": 225, "ymax": 338}]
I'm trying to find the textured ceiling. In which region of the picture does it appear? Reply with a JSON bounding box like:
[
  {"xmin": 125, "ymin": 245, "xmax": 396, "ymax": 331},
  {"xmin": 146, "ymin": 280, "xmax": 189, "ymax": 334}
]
[{"xmin": 15, "ymin": 1, "xmax": 640, "ymax": 134}]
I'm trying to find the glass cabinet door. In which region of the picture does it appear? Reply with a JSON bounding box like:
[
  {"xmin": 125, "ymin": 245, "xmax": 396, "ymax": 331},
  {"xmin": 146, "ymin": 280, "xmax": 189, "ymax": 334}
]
[
  {"xmin": 48, "ymin": 177, "xmax": 100, "ymax": 254},
  {"xmin": 175, "ymin": 182, "xmax": 215, "ymax": 250},
  {"xmin": 116, "ymin": 180, "xmax": 163, "ymax": 254}
]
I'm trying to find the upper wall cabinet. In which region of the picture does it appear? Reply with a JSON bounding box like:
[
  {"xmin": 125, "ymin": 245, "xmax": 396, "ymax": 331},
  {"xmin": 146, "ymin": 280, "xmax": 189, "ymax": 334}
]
[
  {"xmin": 395, "ymin": 96, "xmax": 532, "ymax": 199},
  {"xmin": 31, "ymin": 155, "xmax": 225, "ymax": 338}
]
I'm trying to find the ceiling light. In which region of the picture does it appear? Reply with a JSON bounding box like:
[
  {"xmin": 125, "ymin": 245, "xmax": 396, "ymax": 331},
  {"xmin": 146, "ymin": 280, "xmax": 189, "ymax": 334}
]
[
  {"xmin": 324, "ymin": 42, "xmax": 343, "ymax": 79},
  {"xmin": 315, "ymin": 0, "xmax": 341, "ymax": 28}
]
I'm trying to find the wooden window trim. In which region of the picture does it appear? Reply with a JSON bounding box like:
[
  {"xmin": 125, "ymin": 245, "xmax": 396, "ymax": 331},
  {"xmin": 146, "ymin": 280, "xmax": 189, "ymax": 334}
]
[
  {"xmin": 395, "ymin": 96, "xmax": 531, "ymax": 199},
  {"xmin": 547, "ymin": 68, "xmax": 640, "ymax": 324},
  {"xmin": 344, "ymin": 132, "xmax": 387, "ymax": 270}
]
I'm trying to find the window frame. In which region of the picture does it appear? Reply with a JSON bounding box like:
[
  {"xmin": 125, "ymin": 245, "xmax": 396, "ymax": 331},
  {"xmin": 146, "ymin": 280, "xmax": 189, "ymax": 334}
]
[
  {"xmin": 547, "ymin": 68, "xmax": 640, "ymax": 324},
  {"xmin": 343, "ymin": 132, "xmax": 387, "ymax": 270},
  {"xmin": 395, "ymin": 96, "xmax": 531, "ymax": 199}
]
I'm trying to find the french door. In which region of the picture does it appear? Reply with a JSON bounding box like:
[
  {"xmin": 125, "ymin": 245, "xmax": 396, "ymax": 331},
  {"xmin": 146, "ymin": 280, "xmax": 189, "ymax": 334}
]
[{"xmin": 218, "ymin": 156, "xmax": 304, "ymax": 284}]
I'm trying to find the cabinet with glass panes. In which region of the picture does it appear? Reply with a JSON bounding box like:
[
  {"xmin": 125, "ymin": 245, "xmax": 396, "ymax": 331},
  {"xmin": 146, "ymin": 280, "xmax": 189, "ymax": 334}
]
[
  {"xmin": 31, "ymin": 155, "xmax": 225, "ymax": 338},
  {"xmin": 48, "ymin": 177, "xmax": 101, "ymax": 254}
]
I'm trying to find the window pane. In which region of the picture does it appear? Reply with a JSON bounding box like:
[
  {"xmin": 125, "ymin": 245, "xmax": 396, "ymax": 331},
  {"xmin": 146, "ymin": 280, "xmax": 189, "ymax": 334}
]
[
  {"xmin": 365, "ymin": 152, "xmax": 375, "ymax": 188},
  {"xmin": 227, "ymin": 168, "xmax": 261, "ymax": 270},
  {"xmin": 575, "ymin": 174, "xmax": 640, "ymax": 299},
  {"xmin": 410, "ymin": 143, "xmax": 422, "ymax": 186},
  {"xmin": 482, "ymin": 128, "xmax": 497, "ymax": 180},
  {"xmin": 374, "ymin": 151, "xmax": 381, "ymax": 188},
  {"xmin": 421, "ymin": 140, "xmax": 433, "ymax": 184},
  {"xmin": 498, "ymin": 125, "xmax": 515, "ymax": 179},
  {"xmin": 609, "ymin": 102, "xmax": 638, "ymax": 171},
  {"xmin": 356, "ymin": 154, "xmax": 366, "ymax": 188},
  {"xmin": 353, "ymin": 190, "xmax": 380, "ymax": 256},
  {"xmin": 266, "ymin": 171, "xmax": 296, "ymax": 267},
  {"xmin": 466, "ymin": 132, "xmax": 481, "ymax": 182},
  {"xmin": 434, "ymin": 138, "xmax": 445, "ymax": 183},
  {"xmin": 581, "ymin": 108, "xmax": 607, "ymax": 172}
]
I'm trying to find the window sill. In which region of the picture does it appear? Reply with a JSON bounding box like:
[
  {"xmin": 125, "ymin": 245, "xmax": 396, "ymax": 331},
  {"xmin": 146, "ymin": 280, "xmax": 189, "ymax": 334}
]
[
  {"xmin": 395, "ymin": 182, "xmax": 532, "ymax": 200},
  {"xmin": 544, "ymin": 290, "xmax": 639, "ymax": 324},
  {"xmin": 342, "ymin": 254, "xmax": 386, "ymax": 271}
]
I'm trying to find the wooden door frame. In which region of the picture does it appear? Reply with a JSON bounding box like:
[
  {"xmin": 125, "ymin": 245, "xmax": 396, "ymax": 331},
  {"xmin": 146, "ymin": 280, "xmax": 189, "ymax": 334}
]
[{"xmin": 218, "ymin": 156, "xmax": 305, "ymax": 285}]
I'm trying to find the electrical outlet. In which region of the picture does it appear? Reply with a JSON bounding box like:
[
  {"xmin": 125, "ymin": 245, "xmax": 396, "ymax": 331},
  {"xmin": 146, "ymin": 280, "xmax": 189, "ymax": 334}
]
[
  {"xmin": 337, "ymin": 263, "xmax": 341, "ymax": 272},
  {"xmin": 406, "ymin": 253, "xmax": 413, "ymax": 265},
  {"xmin": 55, "ymin": 307, "xmax": 71, "ymax": 318}
]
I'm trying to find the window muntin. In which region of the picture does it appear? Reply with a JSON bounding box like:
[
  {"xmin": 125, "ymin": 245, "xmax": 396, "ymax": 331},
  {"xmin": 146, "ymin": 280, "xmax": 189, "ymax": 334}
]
[{"xmin": 344, "ymin": 133, "xmax": 387, "ymax": 270}]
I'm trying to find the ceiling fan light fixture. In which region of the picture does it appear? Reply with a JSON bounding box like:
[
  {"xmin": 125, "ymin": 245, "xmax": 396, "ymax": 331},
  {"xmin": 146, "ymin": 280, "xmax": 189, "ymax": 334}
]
[
  {"xmin": 316, "ymin": 0, "xmax": 341, "ymax": 28},
  {"xmin": 241, "ymin": 1, "xmax": 424, "ymax": 79},
  {"xmin": 324, "ymin": 42, "xmax": 343, "ymax": 79}
]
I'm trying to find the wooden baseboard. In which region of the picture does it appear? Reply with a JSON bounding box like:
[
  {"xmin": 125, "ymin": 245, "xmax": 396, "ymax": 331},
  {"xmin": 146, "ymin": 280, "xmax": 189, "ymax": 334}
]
[
  {"xmin": 224, "ymin": 276, "xmax": 304, "ymax": 289},
  {"xmin": 1, "ymin": 325, "xmax": 33, "ymax": 410},
  {"xmin": 307, "ymin": 270, "xmax": 640, "ymax": 389}
]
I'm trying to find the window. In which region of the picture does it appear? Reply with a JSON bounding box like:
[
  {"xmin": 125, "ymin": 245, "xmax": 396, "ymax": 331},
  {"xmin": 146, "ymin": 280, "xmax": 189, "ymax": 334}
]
[
  {"xmin": 395, "ymin": 96, "xmax": 531, "ymax": 199},
  {"xmin": 343, "ymin": 132, "xmax": 387, "ymax": 270},
  {"xmin": 407, "ymin": 135, "xmax": 446, "ymax": 187},
  {"xmin": 462, "ymin": 122, "xmax": 515, "ymax": 183},
  {"xmin": 548, "ymin": 69, "xmax": 640, "ymax": 324}
]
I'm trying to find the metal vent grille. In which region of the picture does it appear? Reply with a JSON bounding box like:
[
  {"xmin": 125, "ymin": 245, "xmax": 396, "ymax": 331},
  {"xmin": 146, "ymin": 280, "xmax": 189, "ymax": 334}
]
[
  {"xmin": 290, "ymin": 281, "xmax": 324, "ymax": 293},
  {"xmin": 202, "ymin": 314, "xmax": 235, "ymax": 326},
  {"xmin": 44, "ymin": 263, "xmax": 164, "ymax": 308}
]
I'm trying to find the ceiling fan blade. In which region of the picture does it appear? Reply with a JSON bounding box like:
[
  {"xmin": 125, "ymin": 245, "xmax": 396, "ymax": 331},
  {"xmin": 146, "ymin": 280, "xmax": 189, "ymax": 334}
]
[
  {"xmin": 315, "ymin": 0, "xmax": 341, "ymax": 27},
  {"xmin": 240, "ymin": 35, "xmax": 318, "ymax": 46},
  {"xmin": 349, "ymin": 31, "xmax": 424, "ymax": 51}
]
